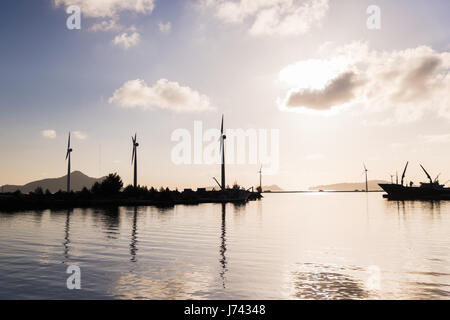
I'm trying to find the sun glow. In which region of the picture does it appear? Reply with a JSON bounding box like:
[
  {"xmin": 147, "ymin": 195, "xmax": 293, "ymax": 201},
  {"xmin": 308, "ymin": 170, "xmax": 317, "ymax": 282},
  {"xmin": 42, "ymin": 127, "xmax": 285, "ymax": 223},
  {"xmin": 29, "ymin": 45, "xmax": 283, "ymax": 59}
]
[{"xmin": 278, "ymin": 58, "xmax": 349, "ymax": 90}]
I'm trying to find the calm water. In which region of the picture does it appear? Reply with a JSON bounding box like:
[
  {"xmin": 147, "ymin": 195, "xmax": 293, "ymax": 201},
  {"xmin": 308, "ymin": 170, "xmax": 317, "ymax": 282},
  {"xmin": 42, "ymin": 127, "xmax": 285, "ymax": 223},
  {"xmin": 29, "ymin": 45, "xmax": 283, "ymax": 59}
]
[{"xmin": 0, "ymin": 193, "xmax": 449, "ymax": 300}]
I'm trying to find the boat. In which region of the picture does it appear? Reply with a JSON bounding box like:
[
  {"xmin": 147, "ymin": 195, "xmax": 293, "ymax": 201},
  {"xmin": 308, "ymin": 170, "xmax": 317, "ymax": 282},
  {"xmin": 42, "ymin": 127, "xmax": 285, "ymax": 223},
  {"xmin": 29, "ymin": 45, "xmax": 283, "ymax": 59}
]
[{"xmin": 379, "ymin": 162, "xmax": 450, "ymax": 200}]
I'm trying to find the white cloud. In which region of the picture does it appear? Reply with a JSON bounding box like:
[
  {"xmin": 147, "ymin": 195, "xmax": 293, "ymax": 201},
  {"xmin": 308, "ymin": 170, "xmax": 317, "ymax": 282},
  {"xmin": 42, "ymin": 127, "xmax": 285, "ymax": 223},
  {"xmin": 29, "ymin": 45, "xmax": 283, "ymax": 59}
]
[
  {"xmin": 419, "ymin": 134, "xmax": 450, "ymax": 144},
  {"xmin": 278, "ymin": 42, "xmax": 450, "ymax": 123},
  {"xmin": 42, "ymin": 130, "xmax": 57, "ymax": 139},
  {"xmin": 199, "ymin": 0, "xmax": 329, "ymax": 36},
  {"xmin": 73, "ymin": 131, "xmax": 88, "ymax": 140},
  {"xmin": 112, "ymin": 32, "xmax": 141, "ymax": 49},
  {"xmin": 54, "ymin": 0, "xmax": 155, "ymax": 18},
  {"xmin": 158, "ymin": 22, "xmax": 172, "ymax": 34},
  {"xmin": 109, "ymin": 79, "xmax": 214, "ymax": 113},
  {"xmin": 90, "ymin": 19, "xmax": 122, "ymax": 32}
]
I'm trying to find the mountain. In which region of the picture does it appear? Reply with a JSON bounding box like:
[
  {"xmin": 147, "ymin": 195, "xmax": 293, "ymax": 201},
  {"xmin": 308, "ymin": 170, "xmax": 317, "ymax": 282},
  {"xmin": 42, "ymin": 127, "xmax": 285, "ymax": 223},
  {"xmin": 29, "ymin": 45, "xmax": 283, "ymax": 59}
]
[
  {"xmin": 1, "ymin": 171, "xmax": 106, "ymax": 194},
  {"xmin": 309, "ymin": 180, "xmax": 389, "ymax": 191},
  {"xmin": 262, "ymin": 185, "xmax": 284, "ymax": 192}
]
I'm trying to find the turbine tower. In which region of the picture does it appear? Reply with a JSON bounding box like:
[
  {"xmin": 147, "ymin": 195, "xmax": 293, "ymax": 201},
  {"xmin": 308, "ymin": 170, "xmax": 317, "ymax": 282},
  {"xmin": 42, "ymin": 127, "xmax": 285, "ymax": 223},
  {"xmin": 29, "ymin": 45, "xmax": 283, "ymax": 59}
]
[
  {"xmin": 258, "ymin": 165, "xmax": 262, "ymax": 193},
  {"xmin": 220, "ymin": 115, "xmax": 226, "ymax": 191},
  {"xmin": 66, "ymin": 132, "xmax": 73, "ymax": 193},
  {"xmin": 131, "ymin": 134, "xmax": 139, "ymax": 188},
  {"xmin": 363, "ymin": 163, "xmax": 368, "ymax": 192}
]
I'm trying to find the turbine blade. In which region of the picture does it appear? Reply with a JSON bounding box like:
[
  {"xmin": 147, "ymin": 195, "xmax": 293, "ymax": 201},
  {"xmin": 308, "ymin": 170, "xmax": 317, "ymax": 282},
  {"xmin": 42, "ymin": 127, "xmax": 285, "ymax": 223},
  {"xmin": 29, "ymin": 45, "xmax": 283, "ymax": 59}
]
[
  {"xmin": 221, "ymin": 115, "xmax": 224, "ymax": 134},
  {"xmin": 68, "ymin": 132, "xmax": 71, "ymax": 149},
  {"xmin": 132, "ymin": 147, "xmax": 135, "ymax": 165}
]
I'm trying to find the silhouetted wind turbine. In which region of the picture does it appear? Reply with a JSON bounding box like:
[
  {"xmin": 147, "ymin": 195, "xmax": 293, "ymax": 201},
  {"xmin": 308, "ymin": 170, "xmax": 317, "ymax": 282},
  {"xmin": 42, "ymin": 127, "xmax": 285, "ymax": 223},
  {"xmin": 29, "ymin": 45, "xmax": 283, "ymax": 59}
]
[
  {"xmin": 131, "ymin": 134, "xmax": 139, "ymax": 188},
  {"xmin": 219, "ymin": 115, "xmax": 226, "ymax": 191},
  {"xmin": 66, "ymin": 132, "xmax": 73, "ymax": 193},
  {"xmin": 363, "ymin": 163, "xmax": 369, "ymax": 192},
  {"xmin": 258, "ymin": 165, "xmax": 262, "ymax": 193}
]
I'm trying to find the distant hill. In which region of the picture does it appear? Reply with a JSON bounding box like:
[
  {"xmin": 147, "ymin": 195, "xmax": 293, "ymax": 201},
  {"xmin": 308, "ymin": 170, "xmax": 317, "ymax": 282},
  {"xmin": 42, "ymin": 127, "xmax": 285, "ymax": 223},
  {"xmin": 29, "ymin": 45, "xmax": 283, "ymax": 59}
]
[
  {"xmin": 309, "ymin": 180, "xmax": 389, "ymax": 191},
  {"xmin": 1, "ymin": 171, "xmax": 106, "ymax": 194},
  {"xmin": 262, "ymin": 185, "xmax": 283, "ymax": 192}
]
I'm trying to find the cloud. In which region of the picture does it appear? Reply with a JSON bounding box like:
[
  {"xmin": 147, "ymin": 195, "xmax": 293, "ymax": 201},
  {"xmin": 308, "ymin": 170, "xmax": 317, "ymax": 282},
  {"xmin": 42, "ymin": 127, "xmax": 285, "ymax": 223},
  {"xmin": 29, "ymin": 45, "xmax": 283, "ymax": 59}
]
[
  {"xmin": 42, "ymin": 130, "xmax": 57, "ymax": 139},
  {"xmin": 198, "ymin": 0, "xmax": 329, "ymax": 36},
  {"xmin": 158, "ymin": 22, "xmax": 172, "ymax": 34},
  {"xmin": 284, "ymin": 72, "xmax": 364, "ymax": 110},
  {"xmin": 109, "ymin": 79, "xmax": 214, "ymax": 113},
  {"xmin": 278, "ymin": 42, "xmax": 450, "ymax": 123},
  {"xmin": 72, "ymin": 131, "xmax": 88, "ymax": 140},
  {"xmin": 419, "ymin": 134, "xmax": 450, "ymax": 144},
  {"xmin": 112, "ymin": 32, "xmax": 141, "ymax": 49},
  {"xmin": 54, "ymin": 0, "xmax": 155, "ymax": 18},
  {"xmin": 90, "ymin": 19, "xmax": 122, "ymax": 32}
]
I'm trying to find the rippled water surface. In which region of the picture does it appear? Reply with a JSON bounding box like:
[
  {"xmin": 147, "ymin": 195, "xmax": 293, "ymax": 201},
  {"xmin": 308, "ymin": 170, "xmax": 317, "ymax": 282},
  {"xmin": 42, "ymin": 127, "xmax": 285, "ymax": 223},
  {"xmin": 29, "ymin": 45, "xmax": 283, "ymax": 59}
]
[{"xmin": 1, "ymin": 193, "xmax": 449, "ymax": 299}]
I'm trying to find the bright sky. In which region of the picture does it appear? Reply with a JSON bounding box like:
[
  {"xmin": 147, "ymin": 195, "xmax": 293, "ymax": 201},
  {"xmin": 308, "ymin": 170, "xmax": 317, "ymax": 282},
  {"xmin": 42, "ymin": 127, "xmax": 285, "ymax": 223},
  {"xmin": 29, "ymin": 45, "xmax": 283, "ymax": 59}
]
[{"xmin": 0, "ymin": 0, "xmax": 449, "ymax": 190}]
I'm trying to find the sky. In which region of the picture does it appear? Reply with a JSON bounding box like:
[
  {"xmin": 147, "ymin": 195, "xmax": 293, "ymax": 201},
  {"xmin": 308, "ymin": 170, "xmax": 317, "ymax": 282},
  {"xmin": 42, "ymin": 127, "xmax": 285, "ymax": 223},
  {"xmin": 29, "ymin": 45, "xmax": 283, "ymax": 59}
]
[{"xmin": 0, "ymin": 0, "xmax": 449, "ymax": 190}]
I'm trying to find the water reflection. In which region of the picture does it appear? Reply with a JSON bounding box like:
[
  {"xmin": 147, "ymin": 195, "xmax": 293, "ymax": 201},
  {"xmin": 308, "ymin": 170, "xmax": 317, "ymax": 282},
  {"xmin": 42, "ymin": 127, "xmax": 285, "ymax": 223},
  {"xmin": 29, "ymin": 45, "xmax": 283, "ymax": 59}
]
[
  {"xmin": 63, "ymin": 209, "xmax": 72, "ymax": 263},
  {"xmin": 130, "ymin": 207, "xmax": 138, "ymax": 263},
  {"xmin": 1, "ymin": 193, "xmax": 449, "ymax": 299},
  {"xmin": 290, "ymin": 263, "xmax": 368, "ymax": 300},
  {"xmin": 387, "ymin": 200, "xmax": 443, "ymax": 217},
  {"xmin": 219, "ymin": 203, "xmax": 227, "ymax": 288},
  {"xmin": 101, "ymin": 207, "xmax": 120, "ymax": 239}
]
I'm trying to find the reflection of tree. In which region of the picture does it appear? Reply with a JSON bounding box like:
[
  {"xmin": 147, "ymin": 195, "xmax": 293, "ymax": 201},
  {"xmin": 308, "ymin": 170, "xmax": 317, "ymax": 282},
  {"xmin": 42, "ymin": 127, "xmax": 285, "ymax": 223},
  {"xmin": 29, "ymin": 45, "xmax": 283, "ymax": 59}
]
[
  {"xmin": 219, "ymin": 203, "xmax": 227, "ymax": 289},
  {"xmin": 130, "ymin": 207, "xmax": 138, "ymax": 263},
  {"xmin": 102, "ymin": 207, "xmax": 120, "ymax": 239},
  {"xmin": 63, "ymin": 209, "xmax": 73, "ymax": 263}
]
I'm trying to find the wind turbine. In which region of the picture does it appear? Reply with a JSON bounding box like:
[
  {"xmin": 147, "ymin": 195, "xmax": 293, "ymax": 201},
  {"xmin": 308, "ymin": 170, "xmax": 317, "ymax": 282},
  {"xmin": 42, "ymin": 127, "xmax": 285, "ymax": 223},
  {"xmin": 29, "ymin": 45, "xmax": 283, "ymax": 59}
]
[
  {"xmin": 66, "ymin": 132, "xmax": 73, "ymax": 193},
  {"xmin": 219, "ymin": 115, "xmax": 226, "ymax": 191},
  {"xmin": 131, "ymin": 134, "xmax": 139, "ymax": 188},
  {"xmin": 258, "ymin": 165, "xmax": 262, "ymax": 193},
  {"xmin": 363, "ymin": 163, "xmax": 369, "ymax": 192}
]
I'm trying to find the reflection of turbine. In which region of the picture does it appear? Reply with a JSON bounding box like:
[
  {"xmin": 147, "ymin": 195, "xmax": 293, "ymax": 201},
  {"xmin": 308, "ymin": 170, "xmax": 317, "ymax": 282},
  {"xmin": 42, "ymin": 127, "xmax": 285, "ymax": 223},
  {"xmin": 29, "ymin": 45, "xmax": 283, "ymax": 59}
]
[
  {"xmin": 219, "ymin": 203, "xmax": 227, "ymax": 288},
  {"xmin": 130, "ymin": 207, "xmax": 138, "ymax": 263},
  {"xmin": 63, "ymin": 209, "xmax": 73, "ymax": 262}
]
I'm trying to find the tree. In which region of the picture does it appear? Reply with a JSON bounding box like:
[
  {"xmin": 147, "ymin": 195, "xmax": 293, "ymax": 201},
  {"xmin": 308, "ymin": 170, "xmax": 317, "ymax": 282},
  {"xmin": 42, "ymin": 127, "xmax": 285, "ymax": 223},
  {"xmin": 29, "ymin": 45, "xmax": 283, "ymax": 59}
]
[
  {"xmin": 99, "ymin": 173, "xmax": 123, "ymax": 195},
  {"xmin": 33, "ymin": 187, "xmax": 44, "ymax": 196}
]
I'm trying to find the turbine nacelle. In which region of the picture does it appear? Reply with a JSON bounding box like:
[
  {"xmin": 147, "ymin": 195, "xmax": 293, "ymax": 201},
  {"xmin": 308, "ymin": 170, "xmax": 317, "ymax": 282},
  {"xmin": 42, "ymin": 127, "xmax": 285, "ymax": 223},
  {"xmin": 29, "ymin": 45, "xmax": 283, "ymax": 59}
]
[{"xmin": 131, "ymin": 134, "xmax": 139, "ymax": 165}]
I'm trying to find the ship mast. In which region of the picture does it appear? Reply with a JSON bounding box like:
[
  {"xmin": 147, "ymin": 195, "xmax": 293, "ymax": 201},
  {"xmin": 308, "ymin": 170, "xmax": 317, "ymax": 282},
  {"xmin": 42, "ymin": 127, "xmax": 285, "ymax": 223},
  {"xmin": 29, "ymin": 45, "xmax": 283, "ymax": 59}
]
[
  {"xmin": 401, "ymin": 161, "xmax": 409, "ymax": 186},
  {"xmin": 420, "ymin": 164, "xmax": 433, "ymax": 184}
]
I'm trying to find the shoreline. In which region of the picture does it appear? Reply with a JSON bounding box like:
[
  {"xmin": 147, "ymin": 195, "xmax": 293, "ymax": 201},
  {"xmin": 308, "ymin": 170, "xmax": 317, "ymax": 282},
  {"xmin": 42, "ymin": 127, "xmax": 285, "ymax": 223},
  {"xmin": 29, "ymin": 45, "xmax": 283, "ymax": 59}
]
[{"xmin": 0, "ymin": 191, "xmax": 262, "ymax": 212}]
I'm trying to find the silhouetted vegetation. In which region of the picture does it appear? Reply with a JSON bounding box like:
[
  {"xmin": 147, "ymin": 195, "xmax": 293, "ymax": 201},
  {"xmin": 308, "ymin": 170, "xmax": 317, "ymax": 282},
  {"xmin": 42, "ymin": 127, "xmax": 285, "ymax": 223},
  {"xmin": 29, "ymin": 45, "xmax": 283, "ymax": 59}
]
[{"xmin": 0, "ymin": 173, "xmax": 262, "ymax": 211}]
